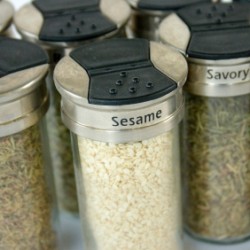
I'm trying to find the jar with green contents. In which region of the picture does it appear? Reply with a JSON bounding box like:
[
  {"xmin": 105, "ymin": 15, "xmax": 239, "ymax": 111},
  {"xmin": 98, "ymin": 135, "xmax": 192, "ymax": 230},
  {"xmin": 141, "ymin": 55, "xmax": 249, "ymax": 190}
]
[
  {"xmin": 14, "ymin": 0, "xmax": 131, "ymax": 217},
  {"xmin": 54, "ymin": 38, "xmax": 187, "ymax": 250},
  {"xmin": 0, "ymin": 37, "xmax": 57, "ymax": 249},
  {"xmin": 160, "ymin": 2, "xmax": 250, "ymax": 244}
]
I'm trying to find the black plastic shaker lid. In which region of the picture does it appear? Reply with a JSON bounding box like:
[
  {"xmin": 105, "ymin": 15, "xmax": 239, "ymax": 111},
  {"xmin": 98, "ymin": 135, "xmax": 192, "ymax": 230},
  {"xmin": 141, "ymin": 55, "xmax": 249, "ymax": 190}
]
[
  {"xmin": 132, "ymin": 0, "xmax": 210, "ymax": 11},
  {"xmin": 70, "ymin": 39, "xmax": 178, "ymax": 105},
  {"xmin": 55, "ymin": 38, "xmax": 188, "ymax": 106},
  {"xmin": 0, "ymin": 36, "xmax": 48, "ymax": 78},
  {"xmin": 160, "ymin": 2, "xmax": 250, "ymax": 60},
  {"xmin": 14, "ymin": 0, "xmax": 130, "ymax": 43}
]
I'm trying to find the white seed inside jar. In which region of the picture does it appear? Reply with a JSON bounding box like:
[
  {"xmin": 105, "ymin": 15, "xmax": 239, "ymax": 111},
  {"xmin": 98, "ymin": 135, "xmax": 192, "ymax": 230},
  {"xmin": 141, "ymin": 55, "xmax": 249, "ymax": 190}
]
[{"xmin": 76, "ymin": 129, "xmax": 182, "ymax": 250}]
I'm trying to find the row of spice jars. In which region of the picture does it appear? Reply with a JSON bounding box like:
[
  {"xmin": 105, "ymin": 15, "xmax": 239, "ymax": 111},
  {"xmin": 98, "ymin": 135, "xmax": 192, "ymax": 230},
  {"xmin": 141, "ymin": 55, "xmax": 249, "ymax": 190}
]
[
  {"xmin": 0, "ymin": 0, "xmax": 250, "ymax": 250},
  {"xmin": 0, "ymin": 35, "xmax": 186, "ymax": 250}
]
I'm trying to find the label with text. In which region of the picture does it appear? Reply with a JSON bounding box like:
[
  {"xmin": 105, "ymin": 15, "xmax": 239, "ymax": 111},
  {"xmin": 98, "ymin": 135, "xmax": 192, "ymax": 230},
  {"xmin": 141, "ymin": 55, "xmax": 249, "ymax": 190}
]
[{"xmin": 206, "ymin": 64, "xmax": 250, "ymax": 84}]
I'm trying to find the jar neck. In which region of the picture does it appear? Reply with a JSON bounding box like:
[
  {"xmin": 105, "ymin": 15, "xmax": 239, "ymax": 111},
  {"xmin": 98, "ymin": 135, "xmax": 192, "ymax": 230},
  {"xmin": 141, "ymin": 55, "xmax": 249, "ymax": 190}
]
[
  {"xmin": 186, "ymin": 58, "xmax": 250, "ymax": 97},
  {"xmin": 61, "ymin": 89, "xmax": 184, "ymax": 143}
]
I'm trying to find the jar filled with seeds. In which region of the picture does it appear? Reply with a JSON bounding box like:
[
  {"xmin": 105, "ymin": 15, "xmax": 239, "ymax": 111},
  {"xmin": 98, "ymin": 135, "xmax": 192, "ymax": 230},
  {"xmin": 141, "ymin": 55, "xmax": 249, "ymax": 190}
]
[
  {"xmin": 0, "ymin": 0, "xmax": 14, "ymax": 36},
  {"xmin": 160, "ymin": 2, "xmax": 250, "ymax": 244},
  {"xmin": 14, "ymin": 0, "xmax": 131, "ymax": 217},
  {"xmin": 126, "ymin": 0, "xmax": 212, "ymax": 41},
  {"xmin": 54, "ymin": 38, "xmax": 188, "ymax": 250},
  {"xmin": 0, "ymin": 37, "xmax": 57, "ymax": 249}
]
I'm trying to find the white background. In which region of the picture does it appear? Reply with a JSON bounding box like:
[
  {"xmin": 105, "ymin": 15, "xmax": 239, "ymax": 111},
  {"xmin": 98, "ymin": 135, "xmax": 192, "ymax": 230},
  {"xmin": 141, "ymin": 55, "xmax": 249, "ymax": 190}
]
[{"xmin": 7, "ymin": 0, "xmax": 250, "ymax": 249}]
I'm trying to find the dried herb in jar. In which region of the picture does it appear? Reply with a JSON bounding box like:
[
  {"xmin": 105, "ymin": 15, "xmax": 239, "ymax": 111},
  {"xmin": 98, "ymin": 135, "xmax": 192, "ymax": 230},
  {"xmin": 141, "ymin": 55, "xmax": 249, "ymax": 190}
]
[
  {"xmin": 76, "ymin": 131, "xmax": 182, "ymax": 250},
  {"xmin": 183, "ymin": 93, "xmax": 250, "ymax": 241},
  {"xmin": 0, "ymin": 124, "xmax": 56, "ymax": 250}
]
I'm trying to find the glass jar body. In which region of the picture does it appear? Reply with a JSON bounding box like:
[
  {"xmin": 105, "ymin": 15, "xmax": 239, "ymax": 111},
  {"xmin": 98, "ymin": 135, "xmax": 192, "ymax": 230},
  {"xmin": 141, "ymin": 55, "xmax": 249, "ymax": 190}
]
[
  {"xmin": 72, "ymin": 127, "xmax": 183, "ymax": 250},
  {"xmin": 45, "ymin": 69, "xmax": 78, "ymax": 215},
  {"xmin": 183, "ymin": 93, "xmax": 250, "ymax": 243},
  {"xmin": 0, "ymin": 122, "xmax": 57, "ymax": 249}
]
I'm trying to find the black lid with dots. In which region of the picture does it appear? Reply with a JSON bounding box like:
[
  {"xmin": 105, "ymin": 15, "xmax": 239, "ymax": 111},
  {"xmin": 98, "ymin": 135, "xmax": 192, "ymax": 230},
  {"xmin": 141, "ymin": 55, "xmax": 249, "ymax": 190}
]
[
  {"xmin": 160, "ymin": 2, "xmax": 250, "ymax": 60},
  {"xmin": 159, "ymin": 3, "xmax": 250, "ymax": 97},
  {"xmin": 0, "ymin": 36, "xmax": 48, "ymax": 78},
  {"xmin": 33, "ymin": 0, "xmax": 116, "ymax": 42},
  {"xmin": 178, "ymin": 3, "xmax": 250, "ymax": 59},
  {"xmin": 132, "ymin": 0, "xmax": 210, "ymax": 11},
  {"xmin": 54, "ymin": 38, "xmax": 187, "ymax": 142},
  {"xmin": 14, "ymin": 0, "xmax": 131, "ymax": 44},
  {"xmin": 70, "ymin": 39, "xmax": 178, "ymax": 105}
]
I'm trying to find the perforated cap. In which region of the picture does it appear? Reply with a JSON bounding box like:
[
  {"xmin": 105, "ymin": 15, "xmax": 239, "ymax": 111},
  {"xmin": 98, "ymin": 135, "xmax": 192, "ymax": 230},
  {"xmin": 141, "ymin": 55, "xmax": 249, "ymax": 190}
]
[
  {"xmin": 159, "ymin": 2, "xmax": 250, "ymax": 97},
  {"xmin": 14, "ymin": 0, "xmax": 130, "ymax": 46},
  {"xmin": 0, "ymin": 0, "xmax": 14, "ymax": 33},
  {"xmin": 160, "ymin": 2, "xmax": 250, "ymax": 59},
  {"xmin": 54, "ymin": 38, "xmax": 187, "ymax": 142},
  {"xmin": 128, "ymin": 0, "xmax": 210, "ymax": 11},
  {"xmin": 55, "ymin": 38, "xmax": 187, "ymax": 106}
]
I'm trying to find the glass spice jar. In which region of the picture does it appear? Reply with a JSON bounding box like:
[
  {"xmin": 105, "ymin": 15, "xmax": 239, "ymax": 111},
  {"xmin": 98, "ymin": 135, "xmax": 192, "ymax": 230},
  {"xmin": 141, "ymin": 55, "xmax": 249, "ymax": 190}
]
[
  {"xmin": 126, "ymin": 0, "xmax": 212, "ymax": 41},
  {"xmin": 160, "ymin": 2, "xmax": 250, "ymax": 244},
  {"xmin": 54, "ymin": 38, "xmax": 188, "ymax": 250},
  {"xmin": 0, "ymin": 37, "xmax": 57, "ymax": 249},
  {"xmin": 0, "ymin": 0, "xmax": 14, "ymax": 36},
  {"xmin": 14, "ymin": 0, "xmax": 131, "ymax": 217}
]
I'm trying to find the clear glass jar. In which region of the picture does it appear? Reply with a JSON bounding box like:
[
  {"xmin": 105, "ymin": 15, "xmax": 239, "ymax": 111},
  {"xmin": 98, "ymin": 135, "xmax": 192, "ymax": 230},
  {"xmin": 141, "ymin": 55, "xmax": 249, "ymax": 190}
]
[
  {"xmin": 159, "ymin": 1, "xmax": 250, "ymax": 243},
  {"xmin": 0, "ymin": 37, "xmax": 57, "ymax": 249},
  {"xmin": 54, "ymin": 38, "xmax": 188, "ymax": 250},
  {"xmin": 0, "ymin": 123, "xmax": 57, "ymax": 250},
  {"xmin": 14, "ymin": 0, "xmax": 131, "ymax": 217},
  {"xmin": 183, "ymin": 93, "xmax": 250, "ymax": 243},
  {"xmin": 72, "ymin": 128, "xmax": 182, "ymax": 250}
]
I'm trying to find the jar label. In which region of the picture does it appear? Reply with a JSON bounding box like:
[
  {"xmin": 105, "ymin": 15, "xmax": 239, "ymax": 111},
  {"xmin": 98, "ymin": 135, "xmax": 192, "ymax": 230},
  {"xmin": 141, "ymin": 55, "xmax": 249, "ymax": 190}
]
[
  {"xmin": 111, "ymin": 110, "xmax": 163, "ymax": 127},
  {"xmin": 68, "ymin": 95, "xmax": 178, "ymax": 131},
  {"xmin": 206, "ymin": 64, "xmax": 250, "ymax": 84}
]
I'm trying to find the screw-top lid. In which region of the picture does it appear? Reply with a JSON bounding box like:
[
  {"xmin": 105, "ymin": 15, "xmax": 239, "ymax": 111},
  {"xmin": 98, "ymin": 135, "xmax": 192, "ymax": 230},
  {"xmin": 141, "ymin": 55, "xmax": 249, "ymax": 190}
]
[
  {"xmin": 128, "ymin": 0, "xmax": 210, "ymax": 12},
  {"xmin": 54, "ymin": 38, "xmax": 187, "ymax": 143},
  {"xmin": 14, "ymin": 0, "xmax": 131, "ymax": 47},
  {"xmin": 0, "ymin": 37, "xmax": 49, "ymax": 137},
  {"xmin": 159, "ymin": 2, "xmax": 250, "ymax": 97},
  {"xmin": 0, "ymin": 0, "xmax": 14, "ymax": 33}
]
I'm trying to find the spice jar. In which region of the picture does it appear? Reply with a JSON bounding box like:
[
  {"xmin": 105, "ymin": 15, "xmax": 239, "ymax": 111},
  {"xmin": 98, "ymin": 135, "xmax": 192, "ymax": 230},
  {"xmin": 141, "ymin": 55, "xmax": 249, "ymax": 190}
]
[
  {"xmin": 14, "ymin": 0, "xmax": 131, "ymax": 216},
  {"xmin": 54, "ymin": 38, "xmax": 188, "ymax": 250},
  {"xmin": 160, "ymin": 2, "xmax": 250, "ymax": 244},
  {"xmin": 126, "ymin": 0, "xmax": 212, "ymax": 41},
  {"xmin": 0, "ymin": 0, "xmax": 14, "ymax": 35},
  {"xmin": 0, "ymin": 37, "xmax": 57, "ymax": 249}
]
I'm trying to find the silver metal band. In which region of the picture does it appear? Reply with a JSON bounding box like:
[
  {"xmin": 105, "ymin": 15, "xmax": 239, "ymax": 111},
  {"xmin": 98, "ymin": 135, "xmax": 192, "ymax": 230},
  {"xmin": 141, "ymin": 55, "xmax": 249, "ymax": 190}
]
[
  {"xmin": 61, "ymin": 91, "xmax": 184, "ymax": 143},
  {"xmin": 187, "ymin": 60, "xmax": 250, "ymax": 97},
  {"xmin": 0, "ymin": 65, "xmax": 49, "ymax": 137}
]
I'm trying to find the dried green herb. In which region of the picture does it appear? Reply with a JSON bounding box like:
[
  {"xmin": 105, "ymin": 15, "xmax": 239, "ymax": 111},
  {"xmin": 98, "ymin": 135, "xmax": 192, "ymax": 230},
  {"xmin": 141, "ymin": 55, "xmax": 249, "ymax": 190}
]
[
  {"xmin": 183, "ymin": 93, "xmax": 250, "ymax": 242},
  {"xmin": 46, "ymin": 78, "xmax": 78, "ymax": 214},
  {"xmin": 0, "ymin": 124, "xmax": 56, "ymax": 249}
]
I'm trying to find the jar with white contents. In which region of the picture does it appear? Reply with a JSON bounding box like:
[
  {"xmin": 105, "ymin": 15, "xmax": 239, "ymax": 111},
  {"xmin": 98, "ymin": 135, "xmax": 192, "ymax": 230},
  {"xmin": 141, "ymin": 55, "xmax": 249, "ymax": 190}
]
[
  {"xmin": 14, "ymin": 0, "xmax": 131, "ymax": 217},
  {"xmin": 54, "ymin": 38, "xmax": 187, "ymax": 250}
]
